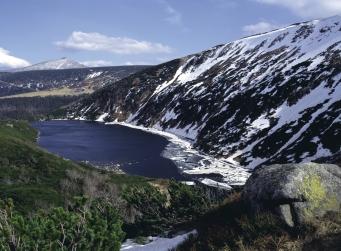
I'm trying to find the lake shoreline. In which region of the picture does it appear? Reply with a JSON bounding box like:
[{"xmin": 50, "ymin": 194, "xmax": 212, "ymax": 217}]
[
  {"xmin": 33, "ymin": 120, "xmax": 185, "ymax": 180},
  {"xmin": 47, "ymin": 118, "xmax": 251, "ymax": 188},
  {"xmin": 104, "ymin": 120, "xmax": 251, "ymax": 189}
]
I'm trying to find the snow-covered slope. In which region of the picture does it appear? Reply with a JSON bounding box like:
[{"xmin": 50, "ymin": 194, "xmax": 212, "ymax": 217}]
[
  {"xmin": 68, "ymin": 16, "xmax": 341, "ymax": 171},
  {"xmin": 15, "ymin": 58, "xmax": 85, "ymax": 72}
]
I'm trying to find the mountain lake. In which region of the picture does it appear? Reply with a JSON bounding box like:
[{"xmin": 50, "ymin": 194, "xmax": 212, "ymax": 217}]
[{"xmin": 32, "ymin": 120, "xmax": 184, "ymax": 180}]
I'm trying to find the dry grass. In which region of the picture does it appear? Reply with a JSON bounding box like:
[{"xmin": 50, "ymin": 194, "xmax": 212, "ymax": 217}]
[{"xmin": 0, "ymin": 86, "xmax": 93, "ymax": 99}]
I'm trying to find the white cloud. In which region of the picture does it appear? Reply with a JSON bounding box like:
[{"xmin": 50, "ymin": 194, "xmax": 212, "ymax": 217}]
[
  {"xmin": 243, "ymin": 21, "xmax": 281, "ymax": 35},
  {"xmin": 254, "ymin": 0, "xmax": 341, "ymax": 18},
  {"xmin": 165, "ymin": 5, "xmax": 182, "ymax": 25},
  {"xmin": 55, "ymin": 31, "xmax": 172, "ymax": 54},
  {"xmin": 0, "ymin": 48, "xmax": 30, "ymax": 69},
  {"xmin": 159, "ymin": 0, "xmax": 188, "ymax": 31},
  {"xmin": 81, "ymin": 60, "xmax": 113, "ymax": 67}
]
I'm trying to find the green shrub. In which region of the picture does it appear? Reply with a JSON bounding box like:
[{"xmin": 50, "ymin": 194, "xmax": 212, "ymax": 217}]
[
  {"xmin": 0, "ymin": 197, "xmax": 125, "ymax": 251},
  {"xmin": 168, "ymin": 180, "xmax": 209, "ymax": 222},
  {"xmin": 122, "ymin": 180, "xmax": 212, "ymax": 238},
  {"xmin": 122, "ymin": 183, "xmax": 168, "ymax": 236}
]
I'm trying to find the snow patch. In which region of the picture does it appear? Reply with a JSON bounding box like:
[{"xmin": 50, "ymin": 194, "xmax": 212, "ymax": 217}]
[
  {"xmin": 86, "ymin": 71, "xmax": 103, "ymax": 79},
  {"xmin": 121, "ymin": 230, "xmax": 196, "ymax": 251},
  {"xmin": 200, "ymin": 178, "xmax": 232, "ymax": 190},
  {"xmin": 96, "ymin": 113, "xmax": 109, "ymax": 122}
]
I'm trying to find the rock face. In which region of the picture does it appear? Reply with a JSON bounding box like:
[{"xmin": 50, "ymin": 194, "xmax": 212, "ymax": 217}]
[{"xmin": 243, "ymin": 163, "xmax": 341, "ymax": 227}]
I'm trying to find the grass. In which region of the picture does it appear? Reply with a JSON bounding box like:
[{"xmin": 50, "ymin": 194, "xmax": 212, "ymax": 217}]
[
  {"xmin": 0, "ymin": 120, "xmax": 82, "ymax": 211},
  {"xmin": 0, "ymin": 120, "xmax": 37, "ymax": 142},
  {"xmin": 0, "ymin": 86, "xmax": 93, "ymax": 99}
]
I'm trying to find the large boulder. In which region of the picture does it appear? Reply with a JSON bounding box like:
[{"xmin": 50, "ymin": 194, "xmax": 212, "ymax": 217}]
[{"xmin": 242, "ymin": 162, "xmax": 341, "ymax": 227}]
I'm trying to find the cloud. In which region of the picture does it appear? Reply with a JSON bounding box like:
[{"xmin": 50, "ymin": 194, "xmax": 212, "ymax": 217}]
[
  {"xmin": 165, "ymin": 5, "xmax": 182, "ymax": 25},
  {"xmin": 55, "ymin": 31, "xmax": 172, "ymax": 54},
  {"xmin": 81, "ymin": 60, "xmax": 113, "ymax": 67},
  {"xmin": 0, "ymin": 48, "xmax": 30, "ymax": 69},
  {"xmin": 243, "ymin": 21, "xmax": 281, "ymax": 35},
  {"xmin": 158, "ymin": 0, "xmax": 188, "ymax": 31},
  {"xmin": 254, "ymin": 0, "xmax": 341, "ymax": 18}
]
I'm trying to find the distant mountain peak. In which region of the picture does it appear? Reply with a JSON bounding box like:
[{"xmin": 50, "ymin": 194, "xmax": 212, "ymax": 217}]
[{"xmin": 14, "ymin": 58, "xmax": 85, "ymax": 72}]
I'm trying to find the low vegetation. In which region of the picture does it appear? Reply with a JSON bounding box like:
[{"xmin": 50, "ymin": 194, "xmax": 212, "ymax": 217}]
[
  {"xmin": 2, "ymin": 120, "xmax": 339, "ymax": 250},
  {"xmin": 0, "ymin": 86, "xmax": 93, "ymax": 99},
  {"xmin": 122, "ymin": 180, "xmax": 211, "ymax": 237},
  {"xmin": 0, "ymin": 120, "xmax": 154, "ymax": 212},
  {"xmin": 0, "ymin": 95, "xmax": 84, "ymax": 120},
  {"xmin": 0, "ymin": 121, "xmax": 219, "ymax": 248},
  {"xmin": 0, "ymin": 197, "xmax": 125, "ymax": 251},
  {"xmin": 175, "ymin": 193, "xmax": 341, "ymax": 251}
]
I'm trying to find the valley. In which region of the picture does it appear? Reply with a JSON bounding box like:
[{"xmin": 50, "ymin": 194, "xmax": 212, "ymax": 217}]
[
  {"xmin": 65, "ymin": 16, "xmax": 341, "ymax": 178},
  {"xmin": 2, "ymin": 16, "xmax": 339, "ymax": 190},
  {"xmin": 0, "ymin": 2, "xmax": 340, "ymax": 249}
]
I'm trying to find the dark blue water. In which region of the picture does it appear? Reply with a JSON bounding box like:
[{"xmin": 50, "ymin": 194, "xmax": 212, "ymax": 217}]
[{"xmin": 32, "ymin": 120, "xmax": 183, "ymax": 180}]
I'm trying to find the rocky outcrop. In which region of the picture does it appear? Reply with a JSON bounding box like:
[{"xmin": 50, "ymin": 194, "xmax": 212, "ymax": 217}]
[{"xmin": 242, "ymin": 163, "xmax": 341, "ymax": 227}]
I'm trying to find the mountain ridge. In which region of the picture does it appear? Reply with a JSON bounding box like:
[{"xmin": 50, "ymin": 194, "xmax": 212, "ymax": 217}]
[
  {"xmin": 13, "ymin": 57, "xmax": 86, "ymax": 72},
  {"xmin": 66, "ymin": 16, "xmax": 341, "ymax": 174},
  {"xmin": 0, "ymin": 65, "xmax": 149, "ymax": 97}
]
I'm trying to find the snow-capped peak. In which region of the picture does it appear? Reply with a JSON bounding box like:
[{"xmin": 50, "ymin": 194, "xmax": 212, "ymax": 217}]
[{"xmin": 14, "ymin": 57, "xmax": 85, "ymax": 72}]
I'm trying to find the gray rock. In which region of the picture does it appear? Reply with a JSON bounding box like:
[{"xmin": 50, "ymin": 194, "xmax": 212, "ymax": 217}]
[{"xmin": 242, "ymin": 162, "xmax": 341, "ymax": 227}]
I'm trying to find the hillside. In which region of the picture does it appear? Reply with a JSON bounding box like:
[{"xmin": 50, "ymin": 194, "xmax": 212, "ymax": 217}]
[
  {"xmin": 0, "ymin": 120, "xmax": 150, "ymax": 212},
  {"xmin": 0, "ymin": 96, "xmax": 84, "ymax": 120},
  {"xmin": 0, "ymin": 65, "xmax": 148, "ymax": 97},
  {"xmin": 66, "ymin": 16, "xmax": 341, "ymax": 171},
  {"xmin": 0, "ymin": 79, "xmax": 31, "ymax": 97},
  {"xmin": 0, "ymin": 121, "xmax": 224, "ymax": 250}
]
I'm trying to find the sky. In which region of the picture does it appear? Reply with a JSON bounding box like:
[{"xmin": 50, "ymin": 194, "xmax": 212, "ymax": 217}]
[{"xmin": 1, "ymin": 0, "xmax": 341, "ymax": 68}]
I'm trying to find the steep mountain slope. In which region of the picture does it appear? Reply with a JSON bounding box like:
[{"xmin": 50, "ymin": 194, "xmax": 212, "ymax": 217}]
[
  {"xmin": 14, "ymin": 57, "xmax": 85, "ymax": 71},
  {"xmin": 67, "ymin": 16, "xmax": 341, "ymax": 170},
  {"xmin": 0, "ymin": 65, "xmax": 148, "ymax": 97}
]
